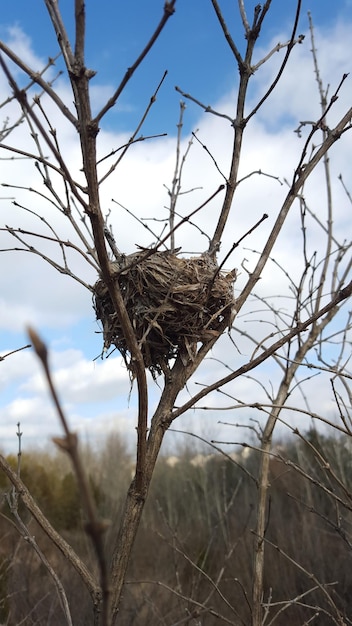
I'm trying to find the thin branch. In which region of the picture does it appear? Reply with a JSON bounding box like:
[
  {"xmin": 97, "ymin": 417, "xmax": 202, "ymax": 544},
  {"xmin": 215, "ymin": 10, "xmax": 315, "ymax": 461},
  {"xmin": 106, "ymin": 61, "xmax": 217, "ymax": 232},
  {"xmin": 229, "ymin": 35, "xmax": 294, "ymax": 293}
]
[
  {"xmin": 0, "ymin": 54, "xmax": 87, "ymax": 208},
  {"xmin": 0, "ymin": 344, "xmax": 31, "ymax": 362},
  {"xmin": 27, "ymin": 327, "xmax": 110, "ymax": 625},
  {"xmin": 251, "ymin": 35, "xmax": 305, "ymax": 73},
  {"xmin": 172, "ymin": 280, "xmax": 352, "ymax": 420},
  {"xmin": 94, "ymin": 2, "xmax": 176, "ymax": 123},
  {"xmin": 210, "ymin": 0, "xmax": 243, "ymax": 65},
  {"xmin": 124, "ymin": 580, "xmax": 237, "ymax": 625},
  {"xmin": 216, "ymin": 213, "xmax": 268, "ymax": 278},
  {"xmin": 5, "ymin": 426, "xmax": 73, "ymax": 626},
  {"xmin": 0, "ymin": 44, "xmax": 77, "ymax": 127},
  {"xmin": 99, "ymin": 71, "xmax": 168, "ymax": 185},
  {"xmin": 175, "ymin": 86, "xmax": 233, "ymax": 123},
  {"xmin": 192, "ymin": 131, "xmax": 227, "ymax": 180},
  {"xmin": 260, "ymin": 535, "xmax": 345, "ymax": 625},
  {"xmin": 0, "ymin": 453, "xmax": 100, "ymax": 600},
  {"xmin": 236, "ymin": 106, "xmax": 352, "ymax": 315},
  {"xmin": 238, "ymin": 0, "xmax": 250, "ymax": 35},
  {"xmin": 44, "ymin": 0, "xmax": 76, "ymax": 73},
  {"xmin": 245, "ymin": 0, "xmax": 302, "ymax": 123}
]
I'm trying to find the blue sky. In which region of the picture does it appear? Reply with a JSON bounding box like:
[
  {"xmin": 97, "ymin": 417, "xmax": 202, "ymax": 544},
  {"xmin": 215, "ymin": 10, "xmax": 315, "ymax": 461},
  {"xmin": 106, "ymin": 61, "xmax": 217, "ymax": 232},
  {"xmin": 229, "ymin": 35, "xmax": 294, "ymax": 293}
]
[
  {"xmin": 1, "ymin": 0, "xmax": 350, "ymax": 133},
  {"xmin": 0, "ymin": 1, "xmax": 351, "ymax": 453}
]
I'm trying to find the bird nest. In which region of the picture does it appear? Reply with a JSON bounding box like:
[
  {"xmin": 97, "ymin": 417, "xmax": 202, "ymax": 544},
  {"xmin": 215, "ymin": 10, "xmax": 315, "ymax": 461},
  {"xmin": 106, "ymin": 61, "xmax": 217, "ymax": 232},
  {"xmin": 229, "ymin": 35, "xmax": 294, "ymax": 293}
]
[{"xmin": 93, "ymin": 250, "xmax": 236, "ymax": 376}]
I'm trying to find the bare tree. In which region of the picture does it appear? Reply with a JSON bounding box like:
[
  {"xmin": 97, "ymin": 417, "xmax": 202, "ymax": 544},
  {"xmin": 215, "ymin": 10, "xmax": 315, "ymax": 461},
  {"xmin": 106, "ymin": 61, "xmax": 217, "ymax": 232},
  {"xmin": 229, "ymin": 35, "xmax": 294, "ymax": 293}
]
[{"xmin": 0, "ymin": 2, "xmax": 351, "ymax": 625}]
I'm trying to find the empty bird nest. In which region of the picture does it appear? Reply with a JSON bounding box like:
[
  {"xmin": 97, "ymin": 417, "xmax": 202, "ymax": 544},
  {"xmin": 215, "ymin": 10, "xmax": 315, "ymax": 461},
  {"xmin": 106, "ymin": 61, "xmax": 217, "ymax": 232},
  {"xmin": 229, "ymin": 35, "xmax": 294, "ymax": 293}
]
[{"xmin": 93, "ymin": 249, "xmax": 236, "ymax": 376}]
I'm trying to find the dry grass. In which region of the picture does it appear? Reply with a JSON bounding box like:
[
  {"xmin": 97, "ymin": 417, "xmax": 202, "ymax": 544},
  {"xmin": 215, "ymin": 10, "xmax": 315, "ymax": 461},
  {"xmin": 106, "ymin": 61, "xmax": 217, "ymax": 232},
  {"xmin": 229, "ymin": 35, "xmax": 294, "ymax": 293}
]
[{"xmin": 93, "ymin": 250, "xmax": 236, "ymax": 375}]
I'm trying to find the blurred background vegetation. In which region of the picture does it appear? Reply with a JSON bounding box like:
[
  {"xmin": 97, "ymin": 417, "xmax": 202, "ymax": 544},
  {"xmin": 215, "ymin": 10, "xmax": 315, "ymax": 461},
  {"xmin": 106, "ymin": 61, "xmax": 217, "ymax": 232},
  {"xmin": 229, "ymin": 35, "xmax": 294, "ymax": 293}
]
[{"xmin": 1, "ymin": 429, "xmax": 352, "ymax": 625}]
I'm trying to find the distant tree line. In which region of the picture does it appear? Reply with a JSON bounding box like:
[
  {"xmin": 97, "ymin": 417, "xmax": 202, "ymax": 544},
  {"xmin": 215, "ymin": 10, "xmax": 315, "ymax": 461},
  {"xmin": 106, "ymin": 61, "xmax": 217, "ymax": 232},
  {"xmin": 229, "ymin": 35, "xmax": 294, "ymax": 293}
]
[{"xmin": 1, "ymin": 430, "xmax": 352, "ymax": 625}]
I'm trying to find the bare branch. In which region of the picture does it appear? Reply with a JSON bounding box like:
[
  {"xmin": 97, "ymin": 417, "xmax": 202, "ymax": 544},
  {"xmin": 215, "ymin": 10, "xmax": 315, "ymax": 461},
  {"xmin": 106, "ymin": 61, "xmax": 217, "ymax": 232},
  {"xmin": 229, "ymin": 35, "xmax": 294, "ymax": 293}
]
[
  {"xmin": 99, "ymin": 71, "xmax": 168, "ymax": 185},
  {"xmin": 175, "ymin": 85, "xmax": 234, "ymax": 123},
  {"xmin": 0, "ymin": 453, "xmax": 100, "ymax": 600},
  {"xmin": 94, "ymin": 2, "xmax": 176, "ymax": 123},
  {"xmin": 27, "ymin": 327, "xmax": 111, "ymax": 625},
  {"xmin": 210, "ymin": 0, "xmax": 243, "ymax": 66},
  {"xmin": 0, "ymin": 42, "xmax": 77, "ymax": 127},
  {"xmin": 172, "ymin": 280, "xmax": 352, "ymax": 420},
  {"xmin": 0, "ymin": 344, "xmax": 31, "ymax": 362}
]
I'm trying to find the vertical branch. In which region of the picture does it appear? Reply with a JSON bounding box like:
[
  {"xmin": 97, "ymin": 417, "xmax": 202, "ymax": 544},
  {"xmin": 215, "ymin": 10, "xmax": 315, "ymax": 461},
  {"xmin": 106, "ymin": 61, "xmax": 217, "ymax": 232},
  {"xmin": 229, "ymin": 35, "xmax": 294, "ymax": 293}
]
[
  {"xmin": 109, "ymin": 377, "xmax": 181, "ymax": 624},
  {"xmin": 44, "ymin": 1, "xmax": 149, "ymax": 496},
  {"xmin": 251, "ymin": 300, "xmax": 347, "ymax": 625},
  {"xmin": 209, "ymin": 0, "xmax": 302, "ymax": 256},
  {"xmin": 43, "ymin": 0, "xmax": 76, "ymax": 72},
  {"xmin": 75, "ymin": 0, "xmax": 86, "ymax": 64},
  {"xmin": 251, "ymin": 375, "xmax": 293, "ymax": 626},
  {"xmin": 39, "ymin": 4, "xmax": 182, "ymax": 622},
  {"xmin": 208, "ymin": 4, "xmax": 262, "ymax": 256},
  {"xmin": 245, "ymin": 0, "xmax": 302, "ymax": 124},
  {"xmin": 308, "ymin": 12, "xmax": 333, "ymax": 308},
  {"xmin": 250, "ymin": 27, "xmax": 350, "ymax": 617},
  {"xmin": 169, "ymin": 100, "xmax": 186, "ymax": 251}
]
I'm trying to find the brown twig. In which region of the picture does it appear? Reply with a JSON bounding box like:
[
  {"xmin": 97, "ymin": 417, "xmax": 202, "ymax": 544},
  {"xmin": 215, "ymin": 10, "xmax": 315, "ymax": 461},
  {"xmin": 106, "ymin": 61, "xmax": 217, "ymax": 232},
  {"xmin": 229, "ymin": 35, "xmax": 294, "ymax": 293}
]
[
  {"xmin": 0, "ymin": 43, "xmax": 77, "ymax": 126},
  {"xmin": 245, "ymin": 0, "xmax": 303, "ymax": 123},
  {"xmin": 172, "ymin": 279, "xmax": 352, "ymax": 420},
  {"xmin": 0, "ymin": 453, "xmax": 100, "ymax": 599},
  {"xmin": 0, "ymin": 54, "xmax": 87, "ymax": 208},
  {"xmin": 93, "ymin": 2, "xmax": 176, "ymax": 123},
  {"xmin": 0, "ymin": 344, "xmax": 31, "ymax": 362},
  {"xmin": 99, "ymin": 71, "xmax": 168, "ymax": 185},
  {"xmin": 4, "ymin": 424, "xmax": 73, "ymax": 626},
  {"xmin": 27, "ymin": 327, "xmax": 111, "ymax": 626}
]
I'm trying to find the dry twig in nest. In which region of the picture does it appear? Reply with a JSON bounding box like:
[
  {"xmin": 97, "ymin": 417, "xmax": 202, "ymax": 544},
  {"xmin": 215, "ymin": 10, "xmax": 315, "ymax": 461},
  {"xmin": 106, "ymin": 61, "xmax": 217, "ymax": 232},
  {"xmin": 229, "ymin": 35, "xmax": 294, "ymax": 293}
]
[{"xmin": 93, "ymin": 250, "xmax": 236, "ymax": 376}]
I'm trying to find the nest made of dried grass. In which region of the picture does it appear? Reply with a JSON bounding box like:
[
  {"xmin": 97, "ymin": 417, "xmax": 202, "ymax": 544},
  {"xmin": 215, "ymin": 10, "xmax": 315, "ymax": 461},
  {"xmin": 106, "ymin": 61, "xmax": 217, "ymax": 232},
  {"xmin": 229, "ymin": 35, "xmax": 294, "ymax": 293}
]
[{"xmin": 93, "ymin": 250, "xmax": 236, "ymax": 375}]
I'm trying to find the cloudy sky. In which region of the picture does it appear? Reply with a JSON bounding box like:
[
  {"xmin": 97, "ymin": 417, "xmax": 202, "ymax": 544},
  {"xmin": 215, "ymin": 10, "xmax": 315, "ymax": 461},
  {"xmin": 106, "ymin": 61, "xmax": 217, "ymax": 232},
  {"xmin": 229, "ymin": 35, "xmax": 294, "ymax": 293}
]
[{"xmin": 0, "ymin": 1, "xmax": 351, "ymax": 454}]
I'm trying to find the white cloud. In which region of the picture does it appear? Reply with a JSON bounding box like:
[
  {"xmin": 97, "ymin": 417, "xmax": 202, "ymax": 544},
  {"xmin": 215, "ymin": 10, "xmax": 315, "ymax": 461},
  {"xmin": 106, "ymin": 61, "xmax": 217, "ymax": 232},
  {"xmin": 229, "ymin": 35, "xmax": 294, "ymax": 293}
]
[
  {"xmin": 22, "ymin": 350, "xmax": 130, "ymax": 403},
  {"xmin": 0, "ymin": 346, "xmax": 133, "ymax": 452},
  {"xmin": 1, "ymin": 26, "xmax": 48, "ymax": 82}
]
